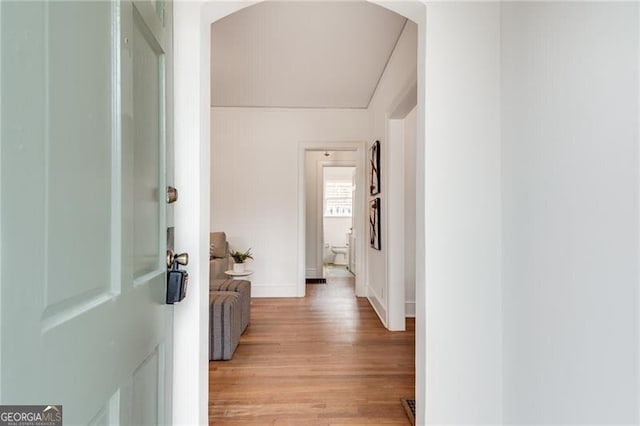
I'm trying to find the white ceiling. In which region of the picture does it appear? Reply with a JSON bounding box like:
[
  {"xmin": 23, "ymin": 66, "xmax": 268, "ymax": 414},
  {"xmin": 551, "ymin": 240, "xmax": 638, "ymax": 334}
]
[{"xmin": 211, "ymin": 1, "xmax": 407, "ymax": 109}]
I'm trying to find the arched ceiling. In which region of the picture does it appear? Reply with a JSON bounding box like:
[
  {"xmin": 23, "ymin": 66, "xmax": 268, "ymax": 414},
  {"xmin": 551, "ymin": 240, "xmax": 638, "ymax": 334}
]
[{"xmin": 211, "ymin": 1, "xmax": 407, "ymax": 109}]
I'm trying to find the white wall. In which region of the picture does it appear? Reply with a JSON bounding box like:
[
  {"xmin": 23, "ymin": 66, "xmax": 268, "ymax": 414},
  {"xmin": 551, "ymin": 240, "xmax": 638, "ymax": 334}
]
[
  {"xmin": 404, "ymin": 106, "xmax": 417, "ymax": 317},
  {"xmin": 424, "ymin": 2, "xmax": 502, "ymax": 423},
  {"xmin": 367, "ymin": 20, "xmax": 418, "ymax": 326},
  {"xmin": 209, "ymin": 5, "xmax": 419, "ymax": 320},
  {"xmin": 501, "ymin": 3, "xmax": 640, "ymax": 424},
  {"xmin": 211, "ymin": 108, "xmax": 368, "ymax": 296},
  {"xmin": 305, "ymin": 153, "xmax": 356, "ymax": 277}
]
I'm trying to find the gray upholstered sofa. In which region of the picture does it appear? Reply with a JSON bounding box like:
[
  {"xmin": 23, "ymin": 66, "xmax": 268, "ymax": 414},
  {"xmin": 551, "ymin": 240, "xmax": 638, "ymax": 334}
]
[{"xmin": 209, "ymin": 232, "xmax": 251, "ymax": 360}]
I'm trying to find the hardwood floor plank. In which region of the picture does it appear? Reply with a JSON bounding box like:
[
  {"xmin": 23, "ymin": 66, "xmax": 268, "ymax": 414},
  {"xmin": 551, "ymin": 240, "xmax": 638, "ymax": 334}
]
[{"xmin": 209, "ymin": 275, "xmax": 415, "ymax": 425}]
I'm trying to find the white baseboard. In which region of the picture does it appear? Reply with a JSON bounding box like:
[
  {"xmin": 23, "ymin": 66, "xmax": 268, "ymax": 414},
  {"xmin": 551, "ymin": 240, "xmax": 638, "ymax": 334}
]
[
  {"xmin": 251, "ymin": 284, "xmax": 298, "ymax": 298},
  {"xmin": 405, "ymin": 301, "xmax": 416, "ymax": 318},
  {"xmin": 305, "ymin": 268, "xmax": 319, "ymax": 278},
  {"xmin": 366, "ymin": 285, "xmax": 387, "ymax": 328}
]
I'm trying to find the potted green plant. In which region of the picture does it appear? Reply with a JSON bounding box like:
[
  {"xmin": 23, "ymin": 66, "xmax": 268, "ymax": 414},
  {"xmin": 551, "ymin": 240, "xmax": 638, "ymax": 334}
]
[{"xmin": 230, "ymin": 248, "xmax": 253, "ymax": 273}]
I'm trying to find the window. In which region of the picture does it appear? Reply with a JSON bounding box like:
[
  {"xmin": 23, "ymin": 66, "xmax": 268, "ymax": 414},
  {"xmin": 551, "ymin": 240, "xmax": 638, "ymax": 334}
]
[{"xmin": 324, "ymin": 181, "xmax": 353, "ymax": 217}]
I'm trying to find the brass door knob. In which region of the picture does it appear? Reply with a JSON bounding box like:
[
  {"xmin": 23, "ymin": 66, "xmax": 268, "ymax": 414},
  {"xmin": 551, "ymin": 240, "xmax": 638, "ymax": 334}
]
[
  {"xmin": 166, "ymin": 250, "xmax": 188, "ymax": 267},
  {"xmin": 174, "ymin": 252, "xmax": 189, "ymax": 266}
]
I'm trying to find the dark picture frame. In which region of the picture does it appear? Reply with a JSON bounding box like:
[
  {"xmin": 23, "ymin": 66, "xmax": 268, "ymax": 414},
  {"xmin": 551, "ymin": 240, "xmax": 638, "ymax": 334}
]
[
  {"xmin": 369, "ymin": 197, "xmax": 381, "ymax": 250},
  {"xmin": 369, "ymin": 140, "xmax": 380, "ymax": 195}
]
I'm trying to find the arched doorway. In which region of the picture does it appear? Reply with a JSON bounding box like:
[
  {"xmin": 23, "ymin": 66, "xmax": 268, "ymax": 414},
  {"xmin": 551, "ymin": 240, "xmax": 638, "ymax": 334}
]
[{"xmin": 172, "ymin": 1, "xmax": 427, "ymax": 424}]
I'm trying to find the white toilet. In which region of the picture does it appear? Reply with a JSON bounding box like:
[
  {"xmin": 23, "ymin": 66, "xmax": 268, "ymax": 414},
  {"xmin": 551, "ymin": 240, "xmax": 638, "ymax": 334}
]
[
  {"xmin": 323, "ymin": 244, "xmax": 335, "ymax": 264},
  {"xmin": 330, "ymin": 245, "xmax": 348, "ymax": 265}
]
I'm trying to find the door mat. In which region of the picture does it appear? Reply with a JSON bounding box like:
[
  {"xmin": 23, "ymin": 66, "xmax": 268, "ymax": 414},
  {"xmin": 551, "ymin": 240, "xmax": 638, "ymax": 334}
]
[
  {"xmin": 305, "ymin": 278, "xmax": 326, "ymax": 284},
  {"xmin": 401, "ymin": 398, "xmax": 415, "ymax": 425}
]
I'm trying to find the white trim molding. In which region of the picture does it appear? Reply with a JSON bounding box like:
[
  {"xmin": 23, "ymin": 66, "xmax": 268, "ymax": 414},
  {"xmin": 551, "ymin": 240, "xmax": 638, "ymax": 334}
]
[{"xmin": 367, "ymin": 284, "xmax": 388, "ymax": 328}]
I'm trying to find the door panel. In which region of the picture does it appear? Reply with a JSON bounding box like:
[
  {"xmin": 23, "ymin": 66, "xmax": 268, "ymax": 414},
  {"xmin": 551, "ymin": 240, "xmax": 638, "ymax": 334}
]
[
  {"xmin": 0, "ymin": 1, "xmax": 173, "ymax": 424},
  {"xmin": 88, "ymin": 390, "xmax": 120, "ymax": 426},
  {"xmin": 131, "ymin": 347, "xmax": 160, "ymax": 425},
  {"xmin": 47, "ymin": 1, "xmax": 112, "ymax": 308},
  {"xmin": 132, "ymin": 4, "xmax": 163, "ymax": 281}
]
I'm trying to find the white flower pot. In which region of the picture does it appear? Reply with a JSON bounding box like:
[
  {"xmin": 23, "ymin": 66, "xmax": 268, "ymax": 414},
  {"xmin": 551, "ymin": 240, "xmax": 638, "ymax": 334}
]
[{"xmin": 233, "ymin": 263, "xmax": 245, "ymax": 273}]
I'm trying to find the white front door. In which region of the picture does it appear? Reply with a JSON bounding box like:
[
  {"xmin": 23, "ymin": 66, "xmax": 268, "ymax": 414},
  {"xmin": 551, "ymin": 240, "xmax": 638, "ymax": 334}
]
[{"xmin": 1, "ymin": 1, "xmax": 174, "ymax": 424}]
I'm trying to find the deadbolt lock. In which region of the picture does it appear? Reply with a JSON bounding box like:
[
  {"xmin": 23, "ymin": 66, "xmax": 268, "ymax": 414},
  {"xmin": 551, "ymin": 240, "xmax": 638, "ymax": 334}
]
[{"xmin": 167, "ymin": 186, "xmax": 178, "ymax": 204}]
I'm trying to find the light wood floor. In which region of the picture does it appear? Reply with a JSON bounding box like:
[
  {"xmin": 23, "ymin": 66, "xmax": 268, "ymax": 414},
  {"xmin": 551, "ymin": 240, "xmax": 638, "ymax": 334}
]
[{"xmin": 209, "ymin": 275, "xmax": 415, "ymax": 425}]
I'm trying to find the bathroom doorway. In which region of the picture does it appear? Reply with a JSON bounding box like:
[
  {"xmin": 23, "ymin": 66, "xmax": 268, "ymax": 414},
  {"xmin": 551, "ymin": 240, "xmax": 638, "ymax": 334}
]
[
  {"xmin": 302, "ymin": 144, "xmax": 366, "ymax": 296},
  {"xmin": 322, "ymin": 166, "xmax": 356, "ymax": 278}
]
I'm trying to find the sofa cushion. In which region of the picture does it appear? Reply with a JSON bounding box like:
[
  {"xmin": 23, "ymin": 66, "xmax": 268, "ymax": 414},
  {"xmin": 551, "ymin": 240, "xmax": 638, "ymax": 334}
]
[
  {"xmin": 210, "ymin": 232, "xmax": 227, "ymax": 259},
  {"xmin": 210, "ymin": 257, "xmax": 231, "ymax": 281},
  {"xmin": 211, "ymin": 279, "xmax": 251, "ymax": 333}
]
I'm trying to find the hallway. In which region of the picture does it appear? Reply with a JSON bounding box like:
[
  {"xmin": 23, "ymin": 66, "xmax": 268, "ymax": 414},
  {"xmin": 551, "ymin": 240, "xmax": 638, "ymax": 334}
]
[{"xmin": 209, "ymin": 276, "xmax": 415, "ymax": 424}]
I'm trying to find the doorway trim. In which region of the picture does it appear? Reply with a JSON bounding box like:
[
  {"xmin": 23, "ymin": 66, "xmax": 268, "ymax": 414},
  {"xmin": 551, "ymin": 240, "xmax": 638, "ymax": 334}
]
[{"xmin": 298, "ymin": 142, "xmax": 366, "ymax": 298}]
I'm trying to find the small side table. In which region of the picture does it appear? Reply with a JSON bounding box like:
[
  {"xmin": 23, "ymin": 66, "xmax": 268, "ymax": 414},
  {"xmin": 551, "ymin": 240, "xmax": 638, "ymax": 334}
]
[{"xmin": 224, "ymin": 270, "xmax": 253, "ymax": 280}]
